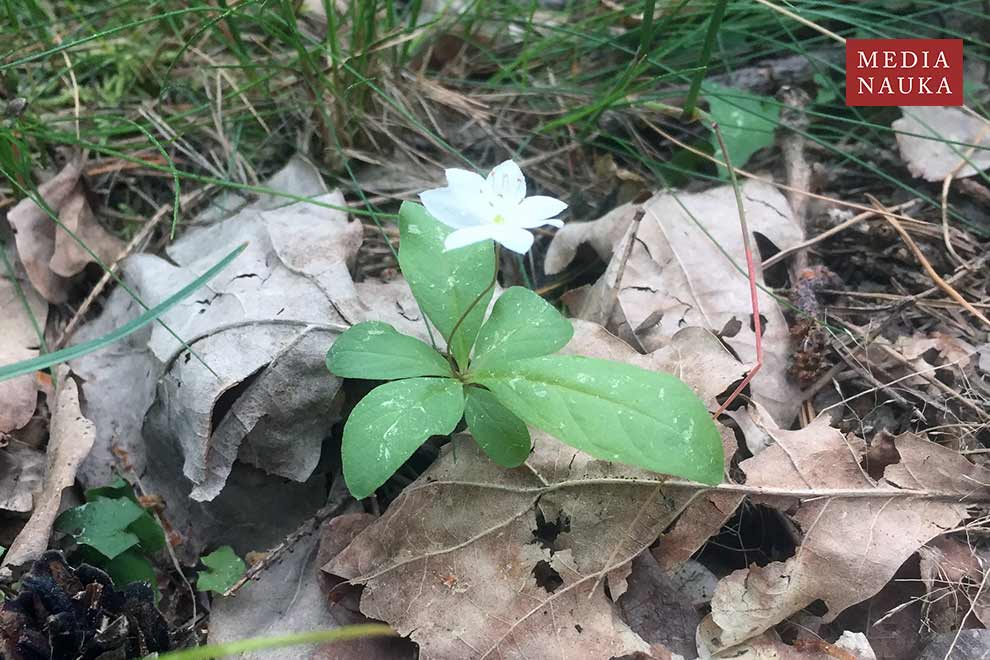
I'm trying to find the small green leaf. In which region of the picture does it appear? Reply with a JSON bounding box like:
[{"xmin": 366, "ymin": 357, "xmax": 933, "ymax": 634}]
[
  {"xmin": 343, "ymin": 377, "xmax": 465, "ymax": 499},
  {"xmin": 84, "ymin": 476, "xmax": 133, "ymax": 501},
  {"xmin": 470, "ymin": 287, "xmax": 573, "ymax": 372},
  {"xmin": 706, "ymin": 84, "xmax": 780, "ymax": 178},
  {"xmin": 78, "ymin": 545, "xmax": 157, "ymax": 593},
  {"xmin": 398, "ymin": 202, "xmax": 495, "ymax": 369},
  {"xmin": 464, "ymin": 387, "xmax": 531, "ymax": 467},
  {"xmin": 83, "ymin": 477, "xmax": 166, "ymax": 553},
  {"xmin": 197, "ymin": 546, "xmax": 246, "ymax": 593},
  {"xmin": 327, "ymin": 321, "xmax": 451, "ymax": 380},
  {"xmin": 470, "ymin": 356, "xmax": 723, "ymax": 484},
  {"xmin": 55, "ymin": 497, "xmax": 145, "ymax": 560}
]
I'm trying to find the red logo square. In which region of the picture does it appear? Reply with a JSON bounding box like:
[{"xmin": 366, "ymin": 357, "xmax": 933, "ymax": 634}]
[{"xmin": 846, "ymin": 39, "xmax": 963, "ymax": 106}]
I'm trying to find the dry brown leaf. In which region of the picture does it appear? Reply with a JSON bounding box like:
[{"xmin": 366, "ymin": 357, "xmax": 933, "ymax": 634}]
[
  {"xmin": 546, "ymin": 180, "xmax": 804, "ymax": 425},
  {"xmin": 1, "ymin": 377, "xmax": 95, "ymax": 570},
  {"xmin": 7, "ymin": 156, "xmax": 123, "ymax": 303},
  {"xmin": 0, "ymin": 440, "xmax": 45, "ymax": 513},
  {"xmin": 698, "ymin": 424, "xmax": 990, "ymax": 654},
  {"xmin": 325, "ymin": 322, "xmax": 742, "ymax": 660},
  {"xmin": 893, "ymin": 107, "xmax": 990, "ymax": 181},
  {"xmin": 0, "ymin": 273, "xmax": 47, "ymax": 433},
  {"xmin": 918, "ymin": 536, "xmax": 990, "ymax": 632}
]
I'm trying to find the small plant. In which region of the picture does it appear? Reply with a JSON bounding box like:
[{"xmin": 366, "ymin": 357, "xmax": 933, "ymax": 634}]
[
  {"xmin": 54, "ymin": 476, "xmax": 165, "ymax": 592},
  {"xmin": 196, "ymin": 545, "xmax": 246, "ymax": 594},
  {"xmin": 327, "ymin": 161, "xmax": 723, "ymax": 498}
]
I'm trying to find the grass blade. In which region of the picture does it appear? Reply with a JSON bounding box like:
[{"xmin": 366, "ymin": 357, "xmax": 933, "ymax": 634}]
[
  {"xmin": 148, "ymin": 624, "xmax": 394, "ymax": 660},
  {"xmin": 0, "ymin": 243, "xmax": 246, "ymax": 383}
]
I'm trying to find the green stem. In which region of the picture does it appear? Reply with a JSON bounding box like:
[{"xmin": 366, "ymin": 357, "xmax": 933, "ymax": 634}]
[
  {"xmin": 681, "ymin": 0, "xmax": 729, "ymax": 120},
  {"xmin": 446, "ymin": 243, "xmax": 500, "ymax": 365}
]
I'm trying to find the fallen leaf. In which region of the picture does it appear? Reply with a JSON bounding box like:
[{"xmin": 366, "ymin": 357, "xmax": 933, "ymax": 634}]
[
  {"xmin": 1, "ymin": 377, "xmax": 95, "ymax": 570},
  {"xmin": 325, "ymin": 321, "xmax": 742, "ymax": 660},
  {"xmin": 698, "ymin": 424, "xmax": 990, "ymax": 654},
  {"xmin": 0, "ymin": 440, "xmax": 44, "ymax": 513},
  {"xmin": 893, "ymin": 107, "xmax": 990, "ymax": 181},
  {"xmin": 617, "ymin": 552, "xmax": 706, "ymax": 657},
  {"xmin": 0, "ymin": 271, "xmax": 48, "ymax": 433},
  {"xmin": 69, "ymin": 157, "xmax": 361, "ymax": 560},
  {"xmin": 917, "ymin": 629, "xmax": 990, "ymax": 660},
  {"xmin": 7, "ymin": 155, "xmax": 123, "ymax": 303},
  {"xmin": 208, "ymin": 510, "xmax": 413, "ymax": 660},
  {"xmin": 546, "ymin": 180, "xmax": 804, "ymax": 425},
  {"xmin": 918, "ymin": 536, "xmax": 990, "ymax": 631}
]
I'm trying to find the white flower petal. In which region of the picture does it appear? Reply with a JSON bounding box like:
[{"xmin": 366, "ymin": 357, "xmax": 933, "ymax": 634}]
[
  {"xmin": 490, "ymin": 226, "xmax": 535, "ymax": 254},
  {"xmin": 487, "ymin": 160, "xmax": 526, "ymax": 205},
  {"xmin": 444, "ymin": 168, "xmax": 487, "ymax": 197},
  {"xmin": 444, "ymin": 225, "xmax": 497, "ymax": 251},
  {"xmin": 421, "ymin": 188, "xmax": 487, "ymax": 229},
  {"xmin": 515, "ymin": 195, "xmax": 567, "ymax": 228}
]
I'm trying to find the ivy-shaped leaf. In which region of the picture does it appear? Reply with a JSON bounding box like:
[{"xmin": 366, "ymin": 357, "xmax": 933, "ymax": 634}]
[
  {"xmin": 398, "ymin": 202, "xmax": 495, "ymax": 369},
  {"xmin": 342, "ymin": 377, "xmax": 465, "ymax": 498},
  {"xmin": 470, "ymin": 355, "xmax": 723, "ymax": 484},
  {"xmin": 470, "ymin": 286, "xmax": 573, "ymax": 371},
  {"xmin": 197, "ymin": 546, "xmax": 246, "ymax": 593},
  {"xmin": 327, "ymin": 321, "xmax": 451, "ymax": 380},
  {"xmin": 55, "ymin": 497, "xmax": 145, "ymax": 560}
]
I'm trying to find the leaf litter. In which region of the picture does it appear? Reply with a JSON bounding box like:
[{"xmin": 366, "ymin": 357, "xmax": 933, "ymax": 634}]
[{"xmin": 2, "ymin": 52, "xmax": 990, "ymax": 660}]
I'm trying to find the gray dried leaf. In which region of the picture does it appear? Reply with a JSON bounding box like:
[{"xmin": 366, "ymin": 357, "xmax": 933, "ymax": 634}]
[
  {"xmin": 546, "ymin": 181, "xmax": 804, "ymax": 426},
  {"xmin": 893, "ymin": 107, "xmax": 990, "ymax": 181}
]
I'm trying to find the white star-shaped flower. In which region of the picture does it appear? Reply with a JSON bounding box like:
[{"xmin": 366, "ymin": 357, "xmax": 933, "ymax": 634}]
[{"xmin": 420, "ymin": 160, "xmax": 567, "ymax": 254}]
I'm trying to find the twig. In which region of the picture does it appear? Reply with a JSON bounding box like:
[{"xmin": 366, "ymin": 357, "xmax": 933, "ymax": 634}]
[
  {"xmin": 711, "ymin": 121, "xmax": 762, "ymax": 416},
  {"xmin": 222, "ymin": 487, "xmax": 351, "ymax": 597},
  {"xmin": 867, "ymin": 196, "xmax": 990, "ymax": 330},
  {"xmin": 762, "ymin": 199, "xmax": 920, "ymax": 269}
]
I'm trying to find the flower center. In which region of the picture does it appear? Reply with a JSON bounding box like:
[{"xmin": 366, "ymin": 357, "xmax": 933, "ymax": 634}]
[{"xmin": 492, "ymin": 214, "xmax": 506, "ymax": 225}]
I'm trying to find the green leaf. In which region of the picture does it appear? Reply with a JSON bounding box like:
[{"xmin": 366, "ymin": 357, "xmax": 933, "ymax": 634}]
[
  {"xmin": 398, "ymin": 202, "xmax": 495, "ymax": 369},
  {"xmin": 470, "ymin": 286, "xmax": 573, "ymax": 372},
  {"xmin": 326, "ymin": 321, "xmax": 451, "ymax": 380},
  {"xmin": 464, "ymin": 387, "xmax": 531, "ymax": 467},
  {"xmin": 0, "ymin": 243, "xmax": 246, "ymax": 383},
  {"xmin": 706, "ymin": 84, "xmax": 780, "ymax": 178},
  {"xmin": 470, "ymin": 356, "xmax": 723, "ymax": 484},
  {"xmin": 84, "ymin": 476, "xmax": 133, "ymax": 501},
  {"xmin": 55, "ymin": 497, "xmax": 145, "ymax": 560},
  {"xmin": 84, "ymin": 477, "xmax": 165, "ymax": 553},
  {"xmin": 197, "ymin": 545, "xmax": 246, "ymax": 593},
  {"xmin": 342, "ymin": 377, "xmax": 465, "ymax": 499},
  {"xmin": 78, "ymin": 545, "xmax": 157, "ymax": 593}
]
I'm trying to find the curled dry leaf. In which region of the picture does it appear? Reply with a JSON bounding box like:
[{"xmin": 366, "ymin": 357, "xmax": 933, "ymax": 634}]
[
  {"xmin": 70, "ymin": 156, "xmax": 427, "ymax": 561},
  {"xmin": 698, "ymin": 422, "xmax": 990, "ymax": 655},
  {"xmin": 0, "ymin": 272, "xmax": 47, "ymax": 433},
  {"xmin": 1, "ymin": 377, "xmax": 95, "ymax": 570},
  {"xmin": 7, "ymin": 155, "xmax": 123, "ymax": 303},
  {"xmin": 546, "ymin": 180, "xmax": 804, "ymax": 426},
  {"xmin": 325, "ymin": 321, "xmax": 743, "ymax": 660},
  {"xmin": 893, "ymin": 107, "xmax": 990, "ymax": 182}
]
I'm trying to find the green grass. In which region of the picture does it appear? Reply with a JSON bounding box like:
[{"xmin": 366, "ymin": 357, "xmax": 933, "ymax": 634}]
[{"xmin": 1, "ymin": 0, "xmax": 988, "ymax": 378}]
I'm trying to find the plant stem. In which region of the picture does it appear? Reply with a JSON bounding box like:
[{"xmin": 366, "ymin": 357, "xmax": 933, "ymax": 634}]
[
  {"xmin": 681, "ymin": 0, "xmax": 729, "ymax": 120},
  {"xmin": 446, "ymin": 244, "xmax": 500, "ymax": 364}
]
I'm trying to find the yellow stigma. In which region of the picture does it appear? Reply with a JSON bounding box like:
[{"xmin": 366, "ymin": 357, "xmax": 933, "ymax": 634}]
[{"xmin": 492, "ymin": 214, "xmax": 506, "ymax": 224}]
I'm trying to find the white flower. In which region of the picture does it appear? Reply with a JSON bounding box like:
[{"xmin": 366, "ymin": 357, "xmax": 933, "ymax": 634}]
[{"xmin": 420, "ymin": 160, "xmax": 567, "ymax": 254}]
